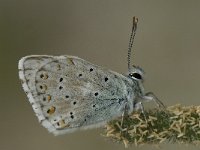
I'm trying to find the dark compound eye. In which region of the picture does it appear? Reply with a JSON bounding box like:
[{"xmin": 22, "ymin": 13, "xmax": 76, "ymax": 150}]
[{"xmin": 129, "ymin": 73, "xmax": 142, "ymax": 80}]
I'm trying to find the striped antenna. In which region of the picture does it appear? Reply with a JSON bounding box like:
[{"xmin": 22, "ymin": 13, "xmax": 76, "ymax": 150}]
[{"xmin": 127, "ymin": 16, "xmax": 138, "ymax": 71}]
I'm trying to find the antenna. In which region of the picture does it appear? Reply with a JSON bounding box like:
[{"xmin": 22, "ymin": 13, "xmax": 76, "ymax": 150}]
[{"xmin": 127, "ymin": 16, "xmax": 138, "ymax": 71}]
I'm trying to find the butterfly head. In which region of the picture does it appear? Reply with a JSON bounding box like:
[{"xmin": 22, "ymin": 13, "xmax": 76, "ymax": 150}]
[{"xmin": 128, "ymin": 65, "xmax": 145, "ymax": 82}]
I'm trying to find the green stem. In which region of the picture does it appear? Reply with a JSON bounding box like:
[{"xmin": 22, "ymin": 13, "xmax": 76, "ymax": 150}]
[{"xmin": 104, "ymin": 105, "xmax": 200, "ymax": 147}]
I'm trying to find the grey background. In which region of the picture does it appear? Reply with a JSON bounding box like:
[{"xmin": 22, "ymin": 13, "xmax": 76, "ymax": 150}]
[{"xmin": 1, "ymin": 0, "xmax": 200, "ymax": 150}]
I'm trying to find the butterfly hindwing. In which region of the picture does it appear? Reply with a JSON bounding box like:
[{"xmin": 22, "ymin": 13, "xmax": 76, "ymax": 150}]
[{"xmin": 19, "ymin": 55, "xmax": 133, "ymax": 135}]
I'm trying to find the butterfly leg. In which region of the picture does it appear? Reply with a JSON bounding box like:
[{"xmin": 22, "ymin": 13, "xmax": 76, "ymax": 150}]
[
  {"xmin": 120, "ymin": 104, "xmax": 126, "ymax": 127},
  {"xmin": 142, "ymin": 92, "xmax": 166, "ymax": 110},
  {"xmin": 134, "ymin": 101, "xmax": 147, "ymax": 123},
  {"xmin": 117, "ymin": 102, "xmax": 128, "ymax": 133}
]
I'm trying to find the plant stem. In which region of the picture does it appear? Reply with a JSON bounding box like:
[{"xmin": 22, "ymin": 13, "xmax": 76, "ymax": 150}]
[{"xmin": 104, "ymin": 104, "xmax": 200, "ymax": 147}]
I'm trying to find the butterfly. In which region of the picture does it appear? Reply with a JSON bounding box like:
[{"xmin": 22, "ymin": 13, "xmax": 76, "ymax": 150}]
[{"xmin": 18, "ymin": 17, "xmax": 165, "ymax": 135}]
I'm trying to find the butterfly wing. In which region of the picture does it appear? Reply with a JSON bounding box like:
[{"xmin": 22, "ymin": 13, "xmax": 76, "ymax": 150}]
[{"xmin": 19, "ymin": 55, "xmax": 133, "ymax": 135}]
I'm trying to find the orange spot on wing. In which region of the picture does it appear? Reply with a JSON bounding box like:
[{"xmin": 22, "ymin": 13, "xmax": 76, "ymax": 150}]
[
  {"xmin": 47, "ymin": 95, "xmax": 51, "ymax": 102},
  {"xmin": 47, "ymin": 106, "xmax": 56, "ymax": 115},
  {"xmin": 57, "ymin": 120, "xmax": 70, "ymax": 128}
]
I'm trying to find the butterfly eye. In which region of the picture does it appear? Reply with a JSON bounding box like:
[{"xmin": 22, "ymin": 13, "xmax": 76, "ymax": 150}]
[{"xmin": 129, "ymin": 73, "xmax": 142, "ymax": 80}]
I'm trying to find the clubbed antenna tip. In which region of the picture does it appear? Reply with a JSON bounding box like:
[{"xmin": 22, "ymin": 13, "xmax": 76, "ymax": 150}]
[{"xmin": 132, "ymin": 16, "xmax": 138, "ymax": 31}]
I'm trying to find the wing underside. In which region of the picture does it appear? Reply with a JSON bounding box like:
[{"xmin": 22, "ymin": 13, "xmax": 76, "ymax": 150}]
[{"xmin": 19, "ymin": 55, "xmax": 131, "ymax": 135}]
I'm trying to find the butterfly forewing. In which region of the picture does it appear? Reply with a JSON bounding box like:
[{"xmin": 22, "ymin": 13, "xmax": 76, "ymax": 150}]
[{"xmin": 19, "ymin": 55, "xmax": 133, "ymax": 135}]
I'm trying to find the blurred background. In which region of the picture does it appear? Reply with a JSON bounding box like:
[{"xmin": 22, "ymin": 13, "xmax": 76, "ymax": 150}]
[{"xmin": 1, "ymin": 0, "xmax": 200, "ymax": 150}]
